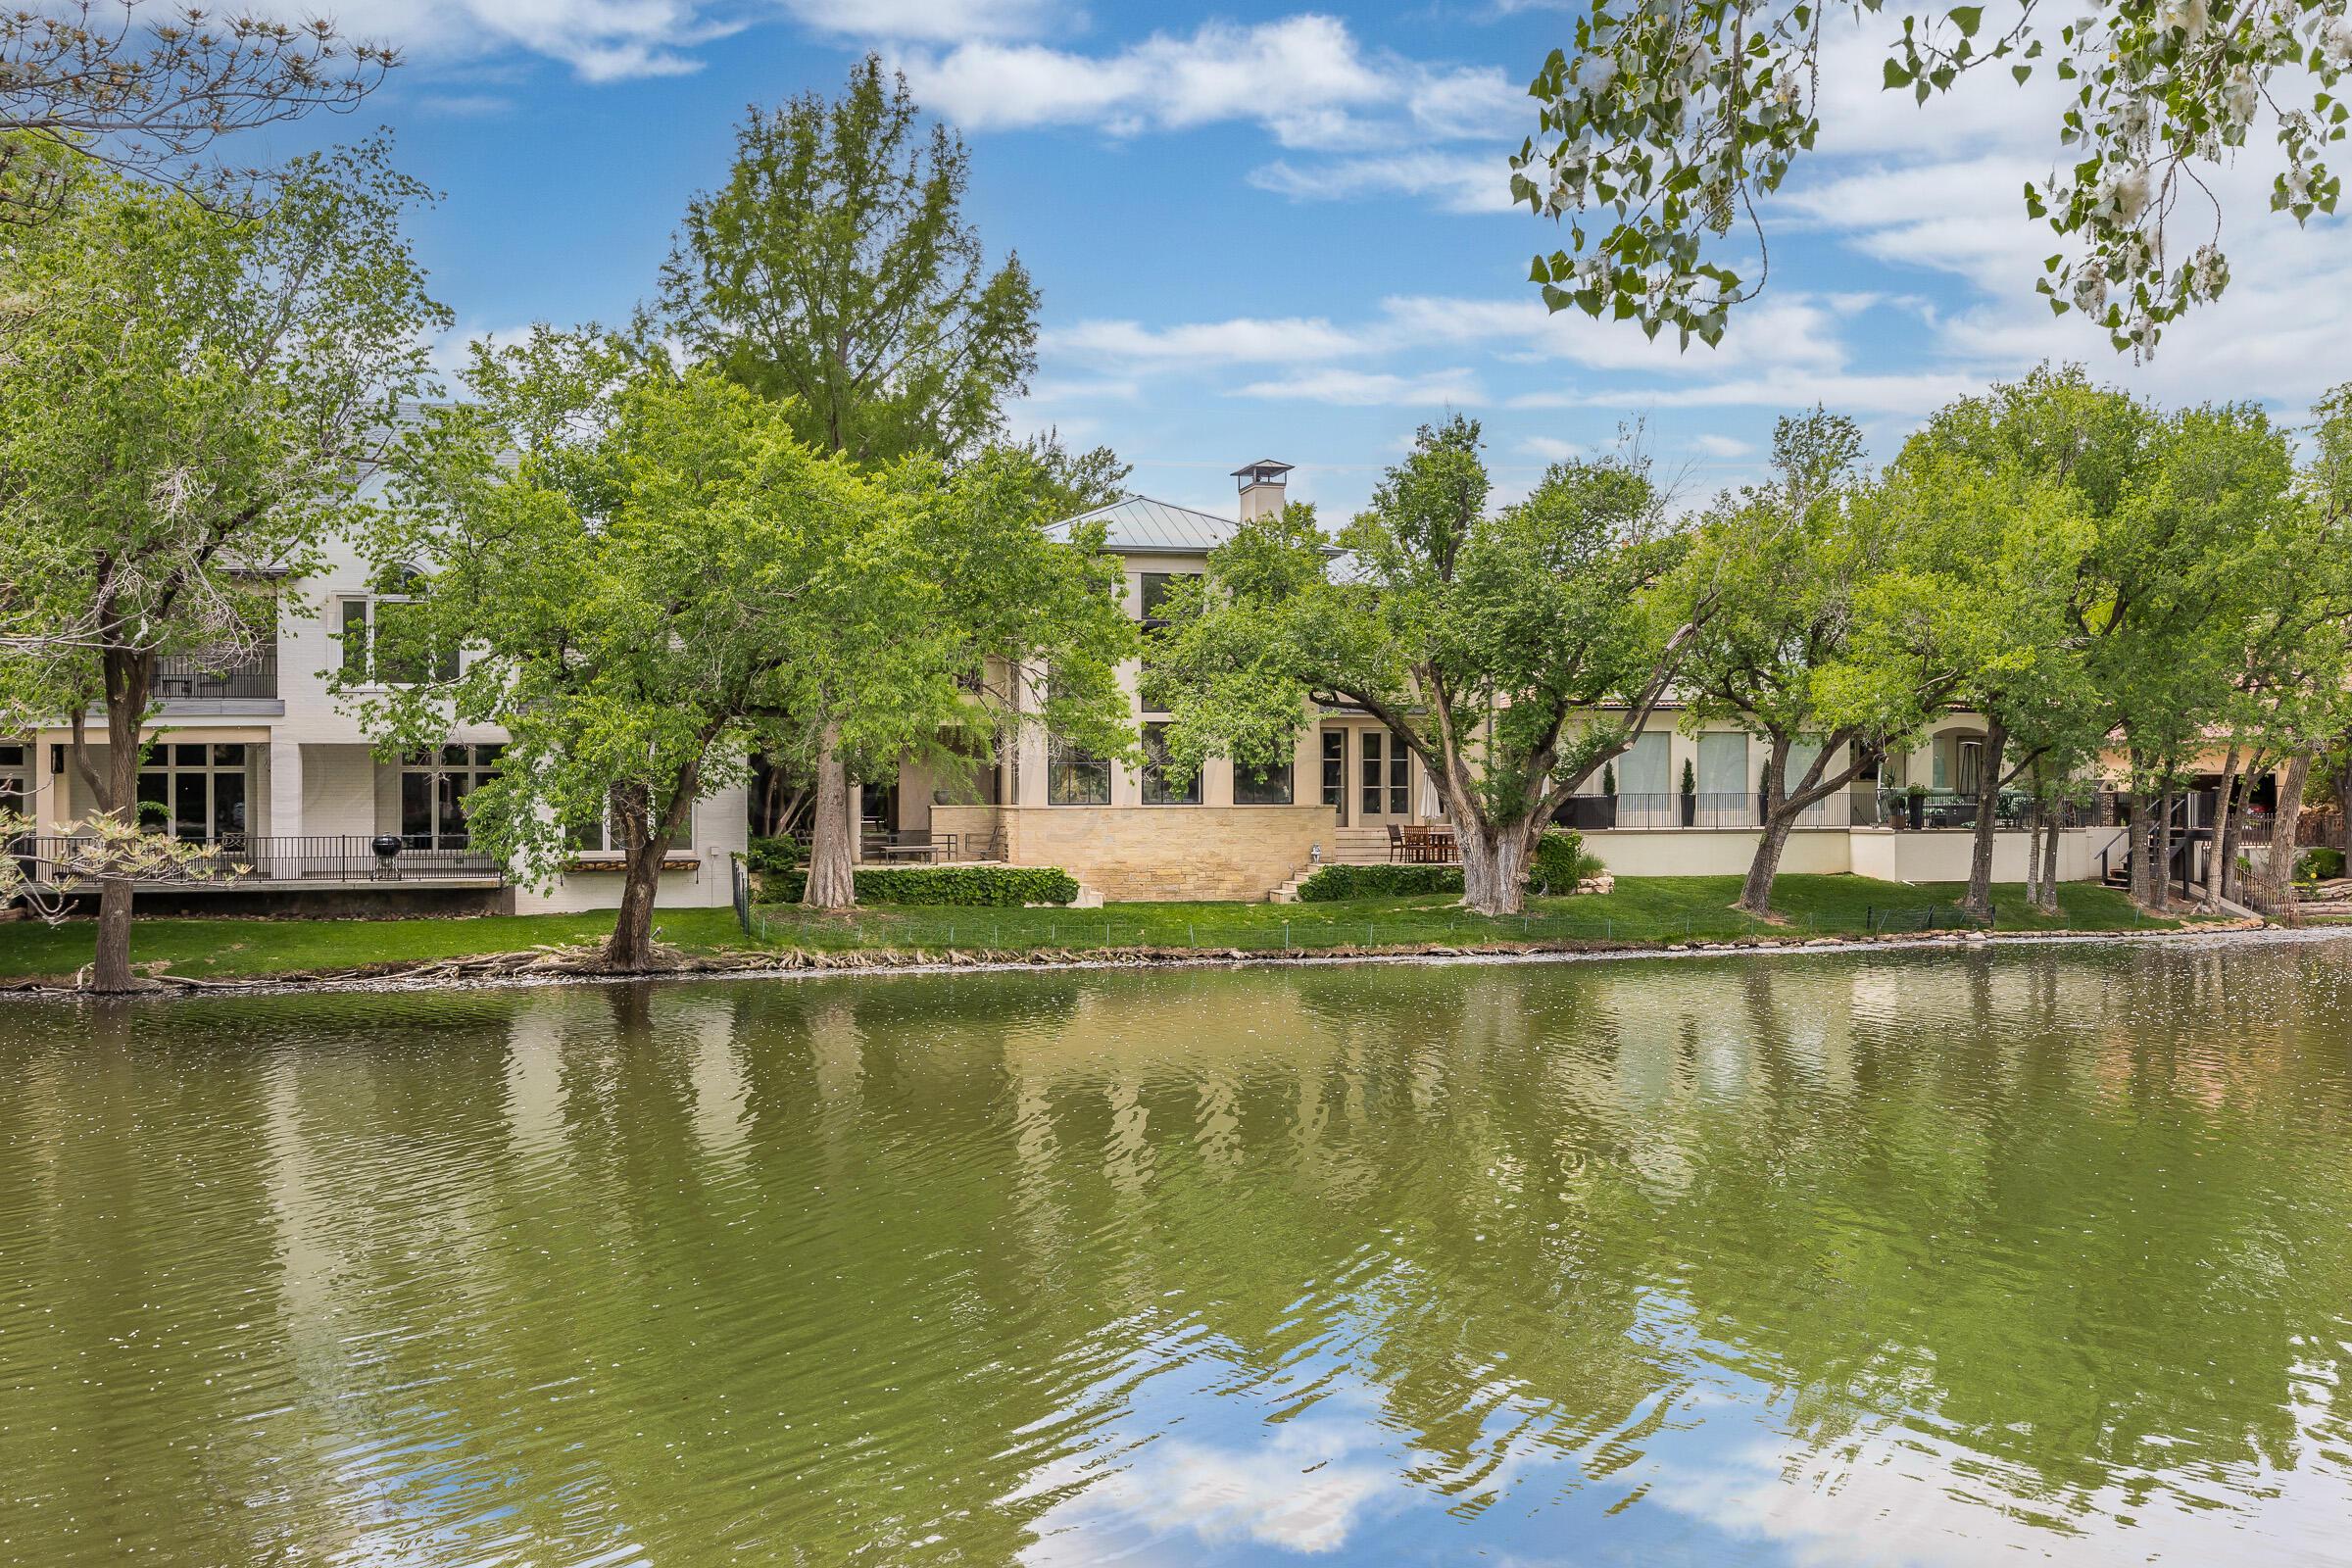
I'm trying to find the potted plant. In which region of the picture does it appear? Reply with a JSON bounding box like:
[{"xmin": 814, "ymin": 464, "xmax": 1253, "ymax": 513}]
[
  {"xmin": 1680, "ymin": 757, "xmax": 1697, "ymax": 827},
  {"xmin": 1598, "ymin": 760, "xmax": 1618, "ymax": 829},
  {"xmin": 1905, "ymin": 783, "xmax": 1928, "ymax": 830}
]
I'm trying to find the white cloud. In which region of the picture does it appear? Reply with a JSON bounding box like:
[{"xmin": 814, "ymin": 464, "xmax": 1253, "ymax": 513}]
[
  {"xmin": 1237, "ymin": 368, "xmax": 1484, "ymax": 406},
  {"xmin": 244, "ymin": 0, "xmax": 726, "ymax": 81},
  {"xmin": 1249, "ymin": 150, "xmax": 1517, "ymax": 215},
  {"xmin": 1507, "ymin": 370, "xmax": 1982, "ymax": 416},
  {"xmin": 1520, "ymin": 435, "xmax": 1584, "ymax": 461},
  {"xmin": 1691, "ymin": 434, "xmax": 1752, "ymax": 458},
  {"xmin": 898, "ymin": 16, "xmax": 1515, "ymax": 152},
  {"xmin": 777, "ymin": 0, "xmax": 1068, "ymax": 42},
  {"xmin": 1043, "ymin": 316, "xmax": 1367, "ymax": 367}
]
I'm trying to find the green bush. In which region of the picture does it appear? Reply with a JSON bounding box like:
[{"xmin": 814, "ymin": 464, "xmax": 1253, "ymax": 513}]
[
  {"xmin": 2302, "ymin": 846, "xmax": 2346, "ymax": 882},
  {"xmin": 1529, "ymin": 828, "xmax": 1602, "ymax": 894},
  {"xmin": 745, "ymin": 835, "xmax": 801, "ymax": 875},
  {"xmin": 1297, "ymin": 863, "xmax": 1464, "ymax": 902},
  {"xmin": 766, "ymin": 864, "xmax": 1080, "ymax": 906}
]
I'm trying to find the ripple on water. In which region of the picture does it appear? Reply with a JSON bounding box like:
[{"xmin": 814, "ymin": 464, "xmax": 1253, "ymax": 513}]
[{"xmin": 1, "ymin": 938, "xmax": 2350, "ymax": 1565}]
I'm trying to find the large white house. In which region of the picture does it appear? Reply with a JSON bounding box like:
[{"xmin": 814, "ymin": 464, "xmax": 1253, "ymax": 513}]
[{"xmin": 5, "ymin": 523, "xmax": 747, "ymax": 916}]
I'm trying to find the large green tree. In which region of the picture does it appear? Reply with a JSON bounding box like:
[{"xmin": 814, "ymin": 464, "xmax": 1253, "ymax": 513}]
[
  {"xmin": 1514, "ymin": 0, "xmax": 2348, "ymax": 355},
  {"xmin": 1153, "ymin": 416, "xmax": 1705, "ymax": 916},
  {"xmin": 656, "ymin": 55, "xmax": 1067, "ymax": 905},
  {"xmin": 0, "ymin": 141, "xmax": 444, "ymax": 991},
  {"xmin": 1667, "ymin": 410, "xmax": 1971, "ymax": 916}
]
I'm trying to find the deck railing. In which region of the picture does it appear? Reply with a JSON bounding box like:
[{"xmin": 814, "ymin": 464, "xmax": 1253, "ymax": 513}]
[
  {"xmin": 152, "ymin": 653, "xmax": 278, "ymax": 701},
  {"xmin": 12, "ymin": 833, "xmax": 502, "ymax": 885}
]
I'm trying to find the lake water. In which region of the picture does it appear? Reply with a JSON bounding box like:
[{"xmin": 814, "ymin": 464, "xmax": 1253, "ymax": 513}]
[{"xmin": 4, "ymin": 936, "xmax": 2351, "ymax": 1566}]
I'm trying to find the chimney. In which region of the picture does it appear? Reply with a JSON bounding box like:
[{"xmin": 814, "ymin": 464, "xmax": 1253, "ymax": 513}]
[{"xmin": 1232, "ymin": 458, "xmax": 1293, "ymax": 522}]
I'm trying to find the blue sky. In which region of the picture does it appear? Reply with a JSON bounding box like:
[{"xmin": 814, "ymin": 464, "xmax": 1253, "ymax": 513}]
[{"xmin": 239, "ymin": 1, "xmax": 2352, "ymax": 519}]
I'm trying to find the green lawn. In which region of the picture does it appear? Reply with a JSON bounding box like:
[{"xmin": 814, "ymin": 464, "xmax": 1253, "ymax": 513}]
[
  {"xmin": 741, "ymin": 876, "xmax": 2180, "ymax": 955},
  {"xmin": 0, "ymin": 906, "xmax": 747, "ymax": 982},
  {"xmin": 0, "ymin": 876, "xmax": 2198, "ymax": 985}
]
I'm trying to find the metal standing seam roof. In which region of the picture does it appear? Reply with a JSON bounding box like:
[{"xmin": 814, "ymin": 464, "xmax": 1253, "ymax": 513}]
[{"xmin": 1050, "ymin": 495, "xmax": 1241, "ymax": 555}]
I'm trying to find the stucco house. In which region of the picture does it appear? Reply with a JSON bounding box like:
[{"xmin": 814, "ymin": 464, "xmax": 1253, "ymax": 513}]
[
  {"xmin": 5, "ymin": 521, "xmax": 747, "ymax": 916},
  {"xmin": 859, "ymin": 459, "xmax": 2154, "ymax": 902}
]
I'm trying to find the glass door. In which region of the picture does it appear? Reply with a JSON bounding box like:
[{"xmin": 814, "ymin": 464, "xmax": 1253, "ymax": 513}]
[{"xmin": 1357, "ymin": 730, "xmax": 1412, "ymax": 821}]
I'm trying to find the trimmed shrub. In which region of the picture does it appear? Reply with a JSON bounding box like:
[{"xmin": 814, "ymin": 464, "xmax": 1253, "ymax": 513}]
[
  {"xmin": 745, "ymin": 835, "xmax": 801, "ymax": 874},
  {"xmin": 767, "ymin": 864, "xmax": 1080, "ymax": 906},
  {"xmin": 1297, "ymin": 863, "xmax": 1464, "ymax": 902},
  {"xmin": 1529, "ymin": 828, "xmax": 1602, "ymax": 894},
  {"xmin": 2302, "ymin": 846, "xmax": 2346, "ymax": 882}
]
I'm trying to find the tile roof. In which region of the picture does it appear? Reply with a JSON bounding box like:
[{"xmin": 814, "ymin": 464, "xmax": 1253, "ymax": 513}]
[{"xmin": 1052, "ymin": 494, "xmax": 1239, "ymax": 554}]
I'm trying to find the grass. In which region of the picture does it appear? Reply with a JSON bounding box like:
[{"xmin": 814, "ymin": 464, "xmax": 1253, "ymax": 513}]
[
  {"xmin": 739, "ymin": 876, "xmax": 2183, "ymax": 955},
  {"xmin": 0, "ymin": 906, "xmax": 746, "ymax": 982},
  {"xmin": 0, "ymin": 875, "xmax": 2197, "ymax": 985}
]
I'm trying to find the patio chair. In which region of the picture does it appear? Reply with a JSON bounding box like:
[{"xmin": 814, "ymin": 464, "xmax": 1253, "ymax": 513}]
[{"xmin": 1387, "ymin": 823, "xmax": 1406, "ymax": 862}]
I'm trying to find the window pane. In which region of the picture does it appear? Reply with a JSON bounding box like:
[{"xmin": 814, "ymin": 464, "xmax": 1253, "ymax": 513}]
[
  {"xmin": 1696, "ymin": 732, "xmax": 1746, "ymax": 796},
  {"xmin": 439, "ymin": 773, "xmax": 472, "ymax": 847},
  {"xmin": 1360, "ymin": 731, "xmax": 1383, "ymax": 817},
  {"xmin": 0, "ymin": 745, "xmax": 24, "ymax": 768},
  {"xmin": 341, "ymin": 599, "xmax": 370, "ymax": 678},
  {"xmin": 136, "ymin": 772, "xmax": 168, "ymax": 830},
  {"xmin": 213, "ymin": 773, "xmax": 246, "ymax": 839},
  {"xmin": 377, "ymin": 600, "xmax": 427, "ymax": 685},
  {"xmin": 441, "ymin": 744, "xmax": 469, "ymax": 767},
  {"xmin": 1140, "ymin": 724, "xmax": 1199, "ymax": 806},
  {"xmin": 1321, "ymin": 732, "xmax": 1344, "ymax": 808},
  {"xmin": 1138, "ymin": 572, "xmax": 1198, "ymax": 622},
  {"xmin": 1390, "ymin": 748, "xmax": 1409, "ymax": 816},
  {"xmin": 400, "ymin": 772, "xmax": 433, "ymax": 845},
  {"xmin": 473, "ymin": 744, "xmax": 504, "ymax": 769},
  {"xmin": 1619, "ymin": 730, "xmax": 1671, "ymax": 796},
  {"xmin": 1236, "ymin": 760, "xmax": 1293, "ymax": 806},
  {"xmin": 173, "ymin": 743, "xmax": 207, "ymax": 767},
  {"xmin": 213, "ymin": 743, "xmax": 246, "ymax": 766},
  {"xmin": 173, "ymin": 772, "xmax": 207, "ymax": 841}
]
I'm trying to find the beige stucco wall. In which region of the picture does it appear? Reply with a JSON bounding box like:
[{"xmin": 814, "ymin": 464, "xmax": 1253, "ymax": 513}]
[
  {"xmin": 1847, "ymin": 827, "xmax": 2105, "ymax": 884},
  {"xmin": 1000, "ymin": 804, "xmax": 1332, "ymax": 902},
  {"xmin": 1585, "ymin": 829, "xmax": 1853, "ymax": 877}
]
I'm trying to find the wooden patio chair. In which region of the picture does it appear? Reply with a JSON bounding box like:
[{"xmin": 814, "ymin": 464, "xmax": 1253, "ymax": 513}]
[{"xmin": 1387, "ymin": 823, "xmax": 1406, "ymax": 861}]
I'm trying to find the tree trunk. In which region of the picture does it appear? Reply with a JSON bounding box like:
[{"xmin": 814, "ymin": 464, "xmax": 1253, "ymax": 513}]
[
  {"xmin": 1739, "ymin": 810, "xmax": 1798, "ymax": 917},
  {"xmin": 2222, "ymin": 764, "xmax": 2256, "ymax": 903},
  {"xmin": 2038, "ymin": 795, "xmax": 2062, "ymax": 913},
  {"xmin": 2024, "ymin": 793, "xmax": 2043, "ymax": 910},
  {"xmin": 605, "ymin": 833, "xmax": 675, "ymax": 971},
  {"xmin": 1457, "ymin": 815, "xmax": 1536, "ymax": 917},
  {"xmin": 2126, "ymin": 789, "xmax": 2153, "ymax": 906},
  {"xmin": 2150, "ymin": 785, "xmax": 2178, "ymax": 912},
  {"xmin": 2259, "ymin": 752, "xmax": 2314, "ymax": 919},
  {"xmin": 2204, "ymin": 749, "xmax": 2241, "ymax": 908},
  {"xmin": 802, "ymin": 729, "xmax": 857, "ymax": 909},
  {"xmin": 1961, "ymin": 719, "xmax": 2007, "ymax": 922},
  {"xmin": 83, "ymin": 649, "xmax": 155, "ymax": 994}
]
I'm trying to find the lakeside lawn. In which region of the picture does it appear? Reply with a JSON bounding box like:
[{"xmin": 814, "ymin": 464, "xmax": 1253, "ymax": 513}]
[{"xmin": 0, "ymin": 876, "xmax": 2195, "ymax": 984}]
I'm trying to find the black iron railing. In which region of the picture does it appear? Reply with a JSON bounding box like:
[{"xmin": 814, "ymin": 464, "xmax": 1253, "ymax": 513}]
[
  {"xmin": 152, "ymin": 653, "xmax": 278, "ymax": 701},
  {"xmin": 14, "ymin": 833, "xmax": 501, "ymax": 884}
]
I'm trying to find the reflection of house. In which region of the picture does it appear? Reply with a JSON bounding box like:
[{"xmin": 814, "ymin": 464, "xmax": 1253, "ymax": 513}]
[
  {"xmin": 5, "ymin": 524, "xmax": 745, "ymax": 914},
  {"xmin": 864, "ymin": 460, "xmax": 2169, "ymax": 902}
]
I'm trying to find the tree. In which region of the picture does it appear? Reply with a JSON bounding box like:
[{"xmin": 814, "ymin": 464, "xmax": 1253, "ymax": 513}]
[
  {"xmin": 1513, "ymin": 0, "xmax": 2349, "ymax": 355},
  {"xmin": 1153, "ymin": 416, "xmax": 1705, "ymax": 916},
  {"xmin": 352, "ymin": 337, "xmax": 1132, "ymax": 965},
  {"xmin": 2, "ymin": 2, "xmax": 393, "ymax": 215},
  {"xmin": 656, "ymin": 55, "xmax": 1060, "ymax": 906},
  {"xmin": 1668, "ymin": 410, "xmax": 1970, "ymax": 916},
  {"xmin": 0, "ymin": 142, "xmax": 445, "ymax": 991},
  {"xmin": 353, "ymin": 340, "xmax": 902, "ymax": 969}
]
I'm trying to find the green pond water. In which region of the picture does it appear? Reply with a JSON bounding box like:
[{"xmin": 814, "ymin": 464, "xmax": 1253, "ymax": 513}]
[{"xmin": 3, "ymin": 936, "xmax": 2351, "ymax": 1566}]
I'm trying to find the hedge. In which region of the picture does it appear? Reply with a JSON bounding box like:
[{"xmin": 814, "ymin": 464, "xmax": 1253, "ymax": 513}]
[
  {"xmin": 765, "ymin": 864, "xmax": 1081, "ymax": 906},
  {"xmin": 2301, "ymin": 845, "xmax": 2346, "ymax": 882},
  {"xmin": 1297, "ymin": 829, "xmax": 1601, "ymax": 903},
  {"xmin": 1297, "ymin": 863, "xmax": 1464, "ymax": 901}
]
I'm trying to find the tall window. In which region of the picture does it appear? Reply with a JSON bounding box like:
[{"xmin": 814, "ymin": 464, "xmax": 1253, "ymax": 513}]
[
  {"xmin": 340, "ymin": 569, "xmax": 459, "ymax": 685},
  {"xmin": 1321, "ymin": 732, "xmax": 1345, "ymax": 810},
  {"xmin": 1360, "ymin": 731, "xmax": 1407, "ymax": 817},
  {"xmin": 569, "ymin": 796, "xmax": 692, "ymax": 854},
  {"xmin": 134, "ymin": 743, "xmax": 247, "ymax": 843},
  {"xmin": 1137, "ymin": 572, "xmax": 1200, "ymax": 715},
  {"xmin": 401, "ymin": 744, "xmax": 501, "ymax": 849},
  {"xmin": 1046, "ymin": 738, "xmax": 1110, "ymax": 806},
  {"xmin": 1235, "ymin": 755, "xmax": 1295, "ymax": 806},
  {"xmin": 0, "ymin": 745, "xmax": 25, "ymax": 818},
  {"xmin": 1140, "ymin": 723, "xmax": 1200, "ymax": 805}
]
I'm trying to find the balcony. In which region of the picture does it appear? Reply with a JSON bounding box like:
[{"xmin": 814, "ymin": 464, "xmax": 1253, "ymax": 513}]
[
  {"xmin": 152, "ymin": 653, "xmax": 281, "ymax": 712},
  {"xmin": 13, "ymin": 833, "xmax": 503, "ymax": 888}
]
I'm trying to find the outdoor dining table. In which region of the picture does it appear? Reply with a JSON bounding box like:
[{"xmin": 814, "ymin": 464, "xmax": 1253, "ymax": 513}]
[{"xmin": 1402, "ymin": 826, "xmax": 1458, "ymax": 863}]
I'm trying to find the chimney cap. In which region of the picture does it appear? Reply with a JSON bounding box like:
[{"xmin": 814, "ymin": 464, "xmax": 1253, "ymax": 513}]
[{"xmin": 1230, "ymin": 458, "xmax": 1294, "ymax": 483}]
